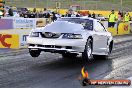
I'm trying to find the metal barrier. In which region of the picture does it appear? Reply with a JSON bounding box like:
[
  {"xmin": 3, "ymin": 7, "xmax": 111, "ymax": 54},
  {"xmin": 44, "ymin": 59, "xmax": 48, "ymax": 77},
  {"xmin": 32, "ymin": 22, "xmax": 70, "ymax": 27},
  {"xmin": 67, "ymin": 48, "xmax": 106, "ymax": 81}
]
[
  {"xmin": 1, "ymin": 17, "xmax": 51, "ymax": 29},
  {"xmin": 0, "ymin": 29, "xmax": 31, "ymax": 49},
  {"xmin": 107, "ymin": 22, "xmax": 131, "ymax": 36},
  {"xmin": 0, "ymin": 34, "xmax": 19, "ymax": 49}
]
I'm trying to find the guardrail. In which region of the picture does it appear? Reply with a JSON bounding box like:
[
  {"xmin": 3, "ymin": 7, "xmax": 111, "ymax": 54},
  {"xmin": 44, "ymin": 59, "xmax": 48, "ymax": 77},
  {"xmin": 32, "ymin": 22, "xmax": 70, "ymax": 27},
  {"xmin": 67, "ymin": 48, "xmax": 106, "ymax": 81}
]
[
  {"xmin": 0, "ymin": 17, "xmax": 51, "ymax": 29},
  {"xmin": 0, "ymin": 29, "xmax": 31, "ymax": 49},
  {"xmin": 0, "ymin": 17, "xmax": 51, "ymax": 49},
  {"xmin": 101, "ymin": 21, "xmax": 132, "ymax": 36}
]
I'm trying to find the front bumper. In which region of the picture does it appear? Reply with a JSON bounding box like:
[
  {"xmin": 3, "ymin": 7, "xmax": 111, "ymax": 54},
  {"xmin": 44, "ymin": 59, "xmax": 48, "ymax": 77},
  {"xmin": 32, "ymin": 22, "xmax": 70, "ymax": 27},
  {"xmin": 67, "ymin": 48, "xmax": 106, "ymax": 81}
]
[{"xmin": 27, "ymin": 37, "xmax": 86, "ymax": 53}]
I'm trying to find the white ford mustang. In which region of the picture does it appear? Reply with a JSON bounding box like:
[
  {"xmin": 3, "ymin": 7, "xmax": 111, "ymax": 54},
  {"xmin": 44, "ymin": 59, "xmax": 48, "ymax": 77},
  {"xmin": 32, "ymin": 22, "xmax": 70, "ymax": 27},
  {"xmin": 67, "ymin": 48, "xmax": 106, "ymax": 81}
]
[{"xmin": 27, "ymin": 17, "xmax": 113, "ymax": 61}]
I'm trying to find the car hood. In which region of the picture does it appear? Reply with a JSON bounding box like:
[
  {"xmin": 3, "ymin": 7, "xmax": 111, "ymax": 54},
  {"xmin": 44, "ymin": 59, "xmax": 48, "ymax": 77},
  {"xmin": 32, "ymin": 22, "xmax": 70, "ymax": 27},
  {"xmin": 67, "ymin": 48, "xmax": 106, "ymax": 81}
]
[{"xmin": 40, "ymin": 21, "xmax": 84, "ymax": 33}]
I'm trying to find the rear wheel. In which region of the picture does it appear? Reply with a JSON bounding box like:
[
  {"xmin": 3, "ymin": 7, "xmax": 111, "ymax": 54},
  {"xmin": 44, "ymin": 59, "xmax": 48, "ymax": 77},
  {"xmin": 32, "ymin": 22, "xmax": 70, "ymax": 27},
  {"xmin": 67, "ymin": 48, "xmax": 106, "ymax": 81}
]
[
  {"xmin": 62, "ymin": 53, "xmax": 77, "ymax": 58},
  {"xmin": 29, "ymin": 49, "xmax": 41, "ymax": 57},
  {"xmin": 104, "ymin": 43, "xmax": 113, "ymax": 59},
  {"xmin": 82, "ymin": 38, "xmax": 93, "ymax": 61}
]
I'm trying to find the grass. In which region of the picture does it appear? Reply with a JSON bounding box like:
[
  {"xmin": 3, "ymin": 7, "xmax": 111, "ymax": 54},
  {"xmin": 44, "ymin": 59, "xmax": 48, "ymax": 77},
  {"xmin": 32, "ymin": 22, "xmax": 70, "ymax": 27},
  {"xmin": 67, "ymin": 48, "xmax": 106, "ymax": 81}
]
[{"xmin": 3, "ymin": 0, "xmax": 132, "ymax": 11}]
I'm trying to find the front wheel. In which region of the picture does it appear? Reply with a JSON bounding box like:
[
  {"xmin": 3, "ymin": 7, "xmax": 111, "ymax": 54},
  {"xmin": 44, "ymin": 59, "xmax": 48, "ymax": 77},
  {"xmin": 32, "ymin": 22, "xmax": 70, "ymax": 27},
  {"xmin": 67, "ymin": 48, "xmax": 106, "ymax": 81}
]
[
  {"xmin": 82, "ymin": 38, "xmax": 93, "ymax": 61},
  {"xmin": 29, "ymin": 49, "xmax": 41, "ymax": 57}
]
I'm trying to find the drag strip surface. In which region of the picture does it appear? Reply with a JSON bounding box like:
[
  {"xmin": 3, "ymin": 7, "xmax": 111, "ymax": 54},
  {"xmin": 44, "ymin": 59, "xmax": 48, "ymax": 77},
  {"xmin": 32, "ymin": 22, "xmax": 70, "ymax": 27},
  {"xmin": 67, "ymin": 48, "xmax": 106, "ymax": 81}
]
[{"xmin": 0, "ymin": 35, "xmax": 132, "ymax": 88}]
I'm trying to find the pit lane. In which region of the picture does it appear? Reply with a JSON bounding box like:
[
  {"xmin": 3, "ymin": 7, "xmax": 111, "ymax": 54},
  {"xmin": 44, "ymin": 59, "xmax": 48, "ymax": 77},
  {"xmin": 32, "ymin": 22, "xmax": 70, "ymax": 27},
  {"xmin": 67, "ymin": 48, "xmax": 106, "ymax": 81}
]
[{"xmin": 0, "ymin": 35, "xmax": 132, "ymax": 88}]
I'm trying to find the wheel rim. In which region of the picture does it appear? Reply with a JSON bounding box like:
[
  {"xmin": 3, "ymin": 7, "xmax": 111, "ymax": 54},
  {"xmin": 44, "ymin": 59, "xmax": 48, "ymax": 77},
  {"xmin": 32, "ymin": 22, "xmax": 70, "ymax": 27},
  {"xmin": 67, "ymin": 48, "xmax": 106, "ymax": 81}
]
[{"xmin": 86, "ymin": 42, "xmax": 92, "ymax": 59}]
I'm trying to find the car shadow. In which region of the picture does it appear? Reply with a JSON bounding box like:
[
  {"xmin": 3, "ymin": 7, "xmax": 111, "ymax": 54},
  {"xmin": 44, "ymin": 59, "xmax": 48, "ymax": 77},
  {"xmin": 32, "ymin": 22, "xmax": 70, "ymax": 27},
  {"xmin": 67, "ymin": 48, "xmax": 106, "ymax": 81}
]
[
  {"xmin": 31, "ymin": 55, "xmax": 113, "ymax": 79},
  {"xmin": 29, "ymin": 54, "xmax": 114, "ymax": 88}
]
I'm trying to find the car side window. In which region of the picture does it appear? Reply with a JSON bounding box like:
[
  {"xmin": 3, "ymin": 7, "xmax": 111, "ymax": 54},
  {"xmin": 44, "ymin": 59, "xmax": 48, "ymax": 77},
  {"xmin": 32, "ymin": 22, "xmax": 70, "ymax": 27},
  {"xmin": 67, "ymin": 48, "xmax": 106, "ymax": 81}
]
[
  {"xmin": 95, "ymin": 21, "xmax": 105, "ymax": 32},
  {"xmin": 84, "ymin": 20, "xmax": 93, "ymax": 31}
]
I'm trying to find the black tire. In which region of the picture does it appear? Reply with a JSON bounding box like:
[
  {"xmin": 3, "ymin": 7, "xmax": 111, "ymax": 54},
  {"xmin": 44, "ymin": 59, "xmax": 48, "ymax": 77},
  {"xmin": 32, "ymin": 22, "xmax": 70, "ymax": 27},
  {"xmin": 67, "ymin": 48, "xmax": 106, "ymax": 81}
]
[
  {"xmin": 29, "ymin": 49, "xmax": 41, "ymax": 57},
  {"xmin": 104, "ymin": 43, "xmax": 113, "ymax": 59},
  {"xmin": 82, "ymin": 38, "xmax": 93, "ymax": 61},
  {"xmin": 109, "ymin": 42, "xmax": 113, "ymax": 54},
  {"xmin": 62, "ymin": 53, "xmax": 77, "ymax": 58}
]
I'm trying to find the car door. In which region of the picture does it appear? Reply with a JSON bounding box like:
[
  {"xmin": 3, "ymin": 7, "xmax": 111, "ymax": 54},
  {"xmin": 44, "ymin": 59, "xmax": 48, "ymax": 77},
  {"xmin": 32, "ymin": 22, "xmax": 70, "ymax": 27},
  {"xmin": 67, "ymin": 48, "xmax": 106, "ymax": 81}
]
[{"xmin": 92, "ymin": 21, "xmax": 109, "ymax": 54}]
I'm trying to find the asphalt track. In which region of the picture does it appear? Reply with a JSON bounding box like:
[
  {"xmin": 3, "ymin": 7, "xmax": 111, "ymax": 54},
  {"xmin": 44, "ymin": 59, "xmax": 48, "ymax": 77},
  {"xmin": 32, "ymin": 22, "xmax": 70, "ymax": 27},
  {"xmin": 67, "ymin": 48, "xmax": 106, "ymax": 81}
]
[{"xmin": 0, "ymin": 35, "xmax": 132, "ymax": 88}]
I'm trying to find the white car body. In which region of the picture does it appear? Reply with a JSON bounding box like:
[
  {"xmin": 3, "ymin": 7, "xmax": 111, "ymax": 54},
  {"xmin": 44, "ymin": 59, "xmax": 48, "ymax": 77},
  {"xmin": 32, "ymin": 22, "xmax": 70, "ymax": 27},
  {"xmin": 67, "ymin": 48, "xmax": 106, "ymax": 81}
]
[{"xmin": 27, "ymin": 17, "xmax": 113, "ymax": 59}]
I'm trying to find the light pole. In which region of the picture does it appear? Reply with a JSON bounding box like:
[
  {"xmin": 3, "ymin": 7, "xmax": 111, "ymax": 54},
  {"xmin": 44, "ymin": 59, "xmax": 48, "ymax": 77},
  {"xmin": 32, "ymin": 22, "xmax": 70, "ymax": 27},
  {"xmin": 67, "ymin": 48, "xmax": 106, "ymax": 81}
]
[
  {"xmin": 46, "ymin": 0, "xmax": 48, "ymax": 8},
  {"xmin": 35, "ymin": 0, "xmax": 36, "ymax": 8},
  {"xmin": 121, "ymin": 0, "xmax": 123, "ymax": 10}
]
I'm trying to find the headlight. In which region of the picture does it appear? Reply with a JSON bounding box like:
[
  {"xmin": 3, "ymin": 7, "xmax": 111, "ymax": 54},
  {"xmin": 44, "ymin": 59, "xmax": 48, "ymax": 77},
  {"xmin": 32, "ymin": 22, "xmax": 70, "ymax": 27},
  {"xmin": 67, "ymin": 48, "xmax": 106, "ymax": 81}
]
[
  {"xmin": 30, "ymin": 32, "xmax": 39, "ymax": 37},
  {"xmin": 62, "ymin": 33, "xmax": 82, "ymax": 39}
]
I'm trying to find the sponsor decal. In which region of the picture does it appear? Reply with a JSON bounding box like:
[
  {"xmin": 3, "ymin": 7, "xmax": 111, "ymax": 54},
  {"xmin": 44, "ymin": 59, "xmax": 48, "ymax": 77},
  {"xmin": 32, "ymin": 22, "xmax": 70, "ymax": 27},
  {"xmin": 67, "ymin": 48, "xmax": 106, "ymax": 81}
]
[
  {"xmin": 22, "ymin": 35, "xmax": 28, "ymax": 42},
  {"xmin": 36, "ymin": 18, "xmax": 50, "ymax": 27},
  {"xmin": 13, "ymin": 18, "xmax": 36, "ymax": 29},
  {"xmin": 78, "ymin": 67, "xmax": 131, "ymax": 86},
  {"xmin": 15, "ymin": 19, "xmax": 33, "ymax": 24},
  {"xmin": 124, "ymin": 24, "xmax": 129, "ymax": 31},
  {"xmin": 0, "ymin": 19, "xmax": 13, "ymax": 29},
  {"xmin": 0, "ymin": 34, "xmax": 19, "ymax": 48},
  {"xmin": 1, "ymin": 18, "xmax": 51, "ymax": 29},
  {"xmin": 0, "ymin": 34, "xmax": 12, "ymax": 48},
  {"xmin": 20, "ymin": 35, "xmax": 28, "ymax": 46}
]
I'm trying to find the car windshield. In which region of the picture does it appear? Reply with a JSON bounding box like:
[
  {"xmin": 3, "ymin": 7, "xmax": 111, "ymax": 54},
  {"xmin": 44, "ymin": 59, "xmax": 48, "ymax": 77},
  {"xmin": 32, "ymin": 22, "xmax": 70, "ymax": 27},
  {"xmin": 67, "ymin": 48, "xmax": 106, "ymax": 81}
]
[{"xmin": 57, "ymin": 18, "xmax": 93, "ymax": 30}]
